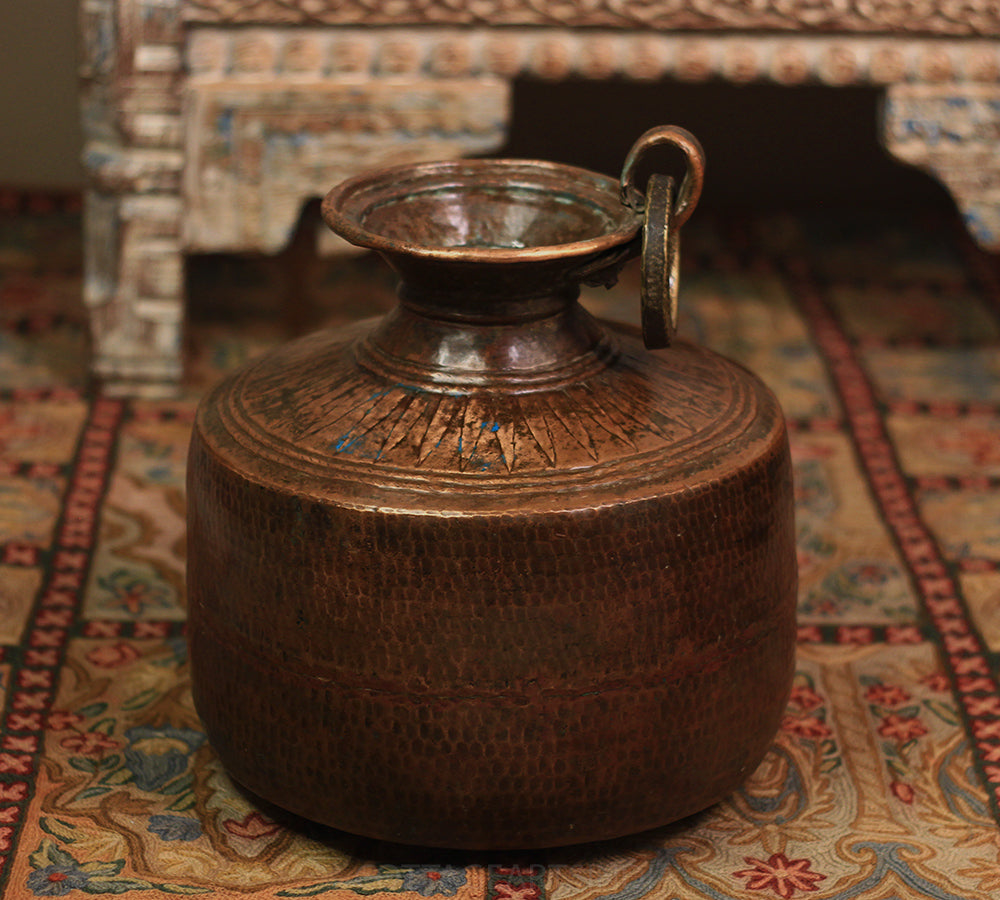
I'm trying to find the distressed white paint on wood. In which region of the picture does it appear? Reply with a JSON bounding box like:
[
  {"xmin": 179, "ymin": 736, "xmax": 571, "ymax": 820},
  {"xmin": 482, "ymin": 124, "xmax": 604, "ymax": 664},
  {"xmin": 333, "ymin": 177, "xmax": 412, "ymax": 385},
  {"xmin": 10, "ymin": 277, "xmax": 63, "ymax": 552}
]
[
  {"xmin": 182, "ymin": 78, "xmax": 510, "ymax": 252},
  {"xmin": 883, "ymin": 83, "xmax": 1000, "ymax": 249}
]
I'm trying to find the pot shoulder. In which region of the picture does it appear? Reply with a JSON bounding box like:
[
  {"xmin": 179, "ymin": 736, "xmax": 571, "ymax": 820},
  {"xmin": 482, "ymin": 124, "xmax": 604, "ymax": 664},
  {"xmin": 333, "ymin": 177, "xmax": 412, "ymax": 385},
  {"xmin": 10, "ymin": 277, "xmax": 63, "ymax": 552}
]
[{"xmin": 193, "ymin": 318, "xmax": 788, "ymax": 512}]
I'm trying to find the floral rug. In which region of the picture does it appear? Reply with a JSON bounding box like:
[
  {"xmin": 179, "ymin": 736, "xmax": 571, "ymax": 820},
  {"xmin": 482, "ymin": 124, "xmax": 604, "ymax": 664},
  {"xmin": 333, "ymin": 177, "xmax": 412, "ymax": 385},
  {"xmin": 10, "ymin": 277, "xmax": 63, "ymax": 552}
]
[{"xmin": 2, "ymin": 189, "xmax": 1000, "ymax": 898}]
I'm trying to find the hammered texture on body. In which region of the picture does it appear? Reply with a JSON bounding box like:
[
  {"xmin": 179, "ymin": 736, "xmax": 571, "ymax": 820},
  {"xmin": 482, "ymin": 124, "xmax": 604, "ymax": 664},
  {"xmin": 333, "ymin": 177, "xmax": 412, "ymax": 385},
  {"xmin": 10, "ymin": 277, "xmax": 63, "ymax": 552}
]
[{"xmin": 187, "ymin": 320, "xmax": 797, "ymax": 849}]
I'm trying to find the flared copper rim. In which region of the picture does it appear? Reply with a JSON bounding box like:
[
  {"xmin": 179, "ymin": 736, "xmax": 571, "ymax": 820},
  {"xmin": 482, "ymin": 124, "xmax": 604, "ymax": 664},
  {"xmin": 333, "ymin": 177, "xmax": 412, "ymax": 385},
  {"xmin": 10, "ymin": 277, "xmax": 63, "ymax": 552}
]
[{"xmin": 322, "ymin": 158, "xmax": 643, "ymax": 263}]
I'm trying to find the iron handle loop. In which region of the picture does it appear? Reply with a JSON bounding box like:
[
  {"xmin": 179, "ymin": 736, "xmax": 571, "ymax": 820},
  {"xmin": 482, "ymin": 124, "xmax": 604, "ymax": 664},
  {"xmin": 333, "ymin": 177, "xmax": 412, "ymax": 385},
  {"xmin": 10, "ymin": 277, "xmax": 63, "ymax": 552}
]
[
  {"xmin": 619, "ymin": 126, "xmax": 705, "ymax": 350},
  {"xmin": 638, "ymin": 174, "xmax": 680, "ymax": 350},
  {"xmin": 619, "ymin": 125, "xmax": 705, "ymax": 228}
]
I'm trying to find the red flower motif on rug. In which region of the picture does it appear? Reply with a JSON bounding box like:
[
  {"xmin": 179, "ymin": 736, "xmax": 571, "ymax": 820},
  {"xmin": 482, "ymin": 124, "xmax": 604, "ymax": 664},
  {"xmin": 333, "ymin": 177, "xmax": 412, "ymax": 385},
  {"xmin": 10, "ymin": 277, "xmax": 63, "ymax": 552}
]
[
  {"xmin": 878, "ymin": 714, "xmax": 928, "ymax": 742},
  {"xmin": 85, "ymin": 641, "xmax": 141, "ymax": 669},
  {"xmin": 59, "ymin": 732, "xmax": 122, "ymax": 755},
  {"xmin": 45, "ymin": 711, "xmax": 83, "ymax": 731},
  {"xmin": 734, "ymin": 852, "xmax": 827, "ymax": 898},
  {"xmin": 223, "ymin": 811, "xmax": 282, "ymax": 839},
  {"xmin": 891, "ymin": 780, "xmax": 916, "ymax": 804},
  {"xmin": 788, "ymin": 685, "xmax": 824, "ymax": 713},
  {"xmin": 920, "ymin": 672, "xmax": 950, "ymax": 693},
  {"xmin": 780, "ymin": 715, "xmax": 832, "ymax": 740},
  {"xmin": 493, "ymin": 881, "xmax": 541, "ymax": 900},
  {"xmin": 864, "ymin": 683, "xmax": 911, "ymax": 707}
]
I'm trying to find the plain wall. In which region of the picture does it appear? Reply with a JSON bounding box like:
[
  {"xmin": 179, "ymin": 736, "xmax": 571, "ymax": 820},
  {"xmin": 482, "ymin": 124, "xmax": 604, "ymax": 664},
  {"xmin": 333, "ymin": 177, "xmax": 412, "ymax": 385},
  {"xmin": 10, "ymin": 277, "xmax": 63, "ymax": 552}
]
[{"xmin": 0, "ymin": 0, "xmax": 84, "ymax": 188}]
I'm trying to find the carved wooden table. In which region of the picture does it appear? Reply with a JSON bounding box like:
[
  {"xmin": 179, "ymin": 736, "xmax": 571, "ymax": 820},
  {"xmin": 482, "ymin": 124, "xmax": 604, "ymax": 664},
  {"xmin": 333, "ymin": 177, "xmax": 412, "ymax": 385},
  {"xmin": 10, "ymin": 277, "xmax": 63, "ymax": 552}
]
[{"xmin": 80, "ymin": 0, "xmax": 1000, "ymax": 392}]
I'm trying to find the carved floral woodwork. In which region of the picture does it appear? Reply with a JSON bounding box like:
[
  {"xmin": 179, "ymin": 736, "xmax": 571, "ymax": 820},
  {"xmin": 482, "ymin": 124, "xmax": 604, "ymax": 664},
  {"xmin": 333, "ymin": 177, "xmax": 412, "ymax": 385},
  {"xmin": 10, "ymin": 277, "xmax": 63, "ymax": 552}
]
[
  {"xmin": 185, "ymin": 28, "xmax": 1000, "ymax": 85},
  {"xmin": 182, "ymin": 0, "xmax": 1000, "ymax": 36},
  {"xmin": 80, "ymin": 0, "xmax": 1000, "ymax": 392}
]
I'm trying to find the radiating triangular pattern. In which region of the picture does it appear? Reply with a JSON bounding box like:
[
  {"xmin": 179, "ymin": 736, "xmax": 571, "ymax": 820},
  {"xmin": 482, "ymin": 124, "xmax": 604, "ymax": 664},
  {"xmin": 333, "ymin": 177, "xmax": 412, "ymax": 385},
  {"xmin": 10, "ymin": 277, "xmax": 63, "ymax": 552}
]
[
  {"xmin": 373, "ymin": 392, "xmax": 420, "ymax": 461},
  {"xmin": 574, "ymin": 384, "xmax": 637, "ymax": 449},
  {"xmin": 417, "ymin": 395, "xmax": 462, "ymax": 465},
  {"xmin": 492, "ymin": 419, "xmax": 517, "ymax": 473},
  {"xmin": 241, "ymin": 338, "xmax": 739, "ymax": 475},
  {"xmin": 329, "ymin": 388, "xmax": 416, "ymax": 459},
  {"xmin": 544, "ymin": 393, "xmax": 599, "ymax": 461},
  {"xmin": 298, "ymin": 374, "xmax": 382, "ymax": 441},
  {"xmin": 459, "ymin": 399, "xmax": 490, "ymax": 472},
  {"xmin": 376, "ymin": 391, "xmax": 428, "ymax": 461},
  {"xmin": 597, "ymin": 372, "xmax": 696, "ymax": 441},
  {"xmin": 593, "ymin": 379, "xmax": 659, "ymax": 437},
  {"xmin": 522, "ymin": 404, "xmax": 558, "ymax": 468}
]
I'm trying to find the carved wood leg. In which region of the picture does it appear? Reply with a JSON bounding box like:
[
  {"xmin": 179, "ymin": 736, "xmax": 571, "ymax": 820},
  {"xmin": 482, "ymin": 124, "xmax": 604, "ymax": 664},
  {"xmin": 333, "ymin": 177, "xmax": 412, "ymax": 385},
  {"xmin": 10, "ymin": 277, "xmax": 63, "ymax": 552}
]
[
  {"xmin": 81, "ymin": 0, "xmax": 186, "ymax": 395},
  {"xmin": 84, "ymin": 191, "xmax": 185, "ymax": 394},
  {"xmin": 883, "ymin": 82, "xmax": 1000, "ymax": 252}
]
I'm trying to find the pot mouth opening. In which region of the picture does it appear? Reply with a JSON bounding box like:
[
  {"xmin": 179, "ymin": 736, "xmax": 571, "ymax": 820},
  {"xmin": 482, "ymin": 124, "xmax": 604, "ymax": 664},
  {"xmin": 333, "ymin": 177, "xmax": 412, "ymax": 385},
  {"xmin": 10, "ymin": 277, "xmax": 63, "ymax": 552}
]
[{"xmin": 322, "ymin": 159, "xmax": 642, "ymax": 262}]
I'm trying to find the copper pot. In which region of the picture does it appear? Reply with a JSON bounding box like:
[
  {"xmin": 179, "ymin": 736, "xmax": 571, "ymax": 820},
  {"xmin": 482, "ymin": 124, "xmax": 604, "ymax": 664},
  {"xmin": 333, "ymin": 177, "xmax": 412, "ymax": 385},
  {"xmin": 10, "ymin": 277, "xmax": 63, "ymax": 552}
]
[{"xmin": 187, "ymin": 127, "xmax": 797, "ymax": 849}]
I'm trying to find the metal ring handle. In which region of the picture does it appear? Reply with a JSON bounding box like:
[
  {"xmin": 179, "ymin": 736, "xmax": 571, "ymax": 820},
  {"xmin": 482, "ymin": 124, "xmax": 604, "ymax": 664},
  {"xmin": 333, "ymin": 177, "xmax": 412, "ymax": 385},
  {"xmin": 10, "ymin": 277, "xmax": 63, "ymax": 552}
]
[
  {"xmin": 640, "ymin": 174, "xmax": 681, "ymax": 349},
  {"xmin": 619, "ymin": 125, "xmax": 705, "ymax": 228}
]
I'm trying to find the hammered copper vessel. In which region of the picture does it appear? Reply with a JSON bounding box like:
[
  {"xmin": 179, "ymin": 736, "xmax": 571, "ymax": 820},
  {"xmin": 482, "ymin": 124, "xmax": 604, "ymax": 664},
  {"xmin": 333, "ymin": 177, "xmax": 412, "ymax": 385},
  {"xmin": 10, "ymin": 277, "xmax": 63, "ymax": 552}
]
[{"xmin": 187, "ymin": 127, "xmax": 797, "ymax": 849}]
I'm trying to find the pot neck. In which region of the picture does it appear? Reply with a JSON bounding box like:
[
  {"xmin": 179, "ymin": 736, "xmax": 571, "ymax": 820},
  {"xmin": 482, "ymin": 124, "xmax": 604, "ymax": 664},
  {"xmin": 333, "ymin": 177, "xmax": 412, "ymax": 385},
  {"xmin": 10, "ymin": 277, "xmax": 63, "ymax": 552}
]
[{"xmin": 355, "ymin": 274, "xmax": 619, "ymax": 392}]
